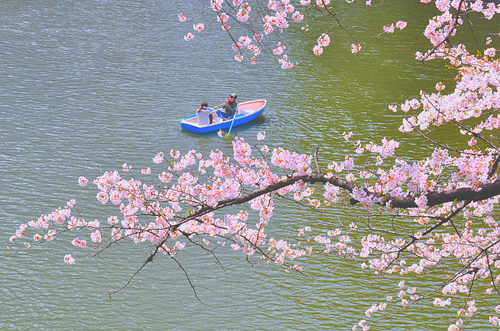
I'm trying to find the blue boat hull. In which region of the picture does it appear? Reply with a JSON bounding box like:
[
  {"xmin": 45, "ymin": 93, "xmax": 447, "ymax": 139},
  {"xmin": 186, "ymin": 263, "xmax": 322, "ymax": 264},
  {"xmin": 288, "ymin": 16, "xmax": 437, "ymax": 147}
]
[{"xmin": 180, "ymin": 99, "xmax": 266, "ymax": 134}]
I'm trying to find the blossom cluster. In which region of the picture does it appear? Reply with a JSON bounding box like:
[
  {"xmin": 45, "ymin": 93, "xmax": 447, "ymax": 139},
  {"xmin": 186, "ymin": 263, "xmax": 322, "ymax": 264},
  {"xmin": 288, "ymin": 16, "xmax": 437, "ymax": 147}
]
[
  {"xmin": 179, "ymin": 0, "xmax": 409, "ymax": 67},
  {"xmin": 13, "ymin": 135, "xmax": 318, "ymax": 271},
  {"xmin": 13, "ymin": 107, "xmax": 500, "ymax": 329}
]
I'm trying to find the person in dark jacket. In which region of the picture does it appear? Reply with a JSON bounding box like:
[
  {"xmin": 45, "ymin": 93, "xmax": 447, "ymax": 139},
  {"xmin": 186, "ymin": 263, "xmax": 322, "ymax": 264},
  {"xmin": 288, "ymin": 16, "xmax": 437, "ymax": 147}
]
[{"xmin": 217, "ymin": 93, "xmax": 238, "ymax": 120}]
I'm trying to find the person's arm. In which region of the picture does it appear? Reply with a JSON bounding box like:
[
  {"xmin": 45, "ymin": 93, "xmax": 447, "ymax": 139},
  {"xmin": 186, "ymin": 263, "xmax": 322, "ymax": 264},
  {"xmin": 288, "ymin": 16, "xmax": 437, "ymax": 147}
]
[{"xmin": 222, "ymin": 100, "xmax": 229, "ymax": 112}]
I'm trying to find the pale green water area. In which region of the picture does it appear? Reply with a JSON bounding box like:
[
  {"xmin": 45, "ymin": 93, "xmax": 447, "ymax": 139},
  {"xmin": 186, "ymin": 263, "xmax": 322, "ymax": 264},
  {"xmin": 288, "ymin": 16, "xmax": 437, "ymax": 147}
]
[{"xmin": 0, "ymin": 1, "xmax": 494, "ymax": 330}]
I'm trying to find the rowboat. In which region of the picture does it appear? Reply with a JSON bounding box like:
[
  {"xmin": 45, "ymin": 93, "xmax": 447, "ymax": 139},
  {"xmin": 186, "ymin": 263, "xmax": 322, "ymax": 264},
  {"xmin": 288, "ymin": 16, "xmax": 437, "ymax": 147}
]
[{"xmin": 181, "ymin": 99, "xmax": 267, "ymax": 134}]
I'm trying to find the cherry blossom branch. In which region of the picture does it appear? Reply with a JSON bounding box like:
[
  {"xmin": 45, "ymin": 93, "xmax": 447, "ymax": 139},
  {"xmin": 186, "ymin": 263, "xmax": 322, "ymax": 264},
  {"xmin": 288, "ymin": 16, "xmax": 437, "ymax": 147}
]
[
  {"xmin": 106, "ymin": 250, "xmax": 156, "ymax": 297},
  {"xmin": 170, "ymin": 254, "xmax": 203, "ymax": 302},
  {"xmin": 421, "ymin": 0, "xmax": 466, "ymax": 61},
  {"xmin": 485, "ymin": 250, "xmax": 500, "ymax": 297},
  {"xmin": 402, "ymin": 113, "xmax": 467, "ymax": 155},
  {"xmin": 404, "ymin": 93, "xmax": 498, "ymax": 156}
]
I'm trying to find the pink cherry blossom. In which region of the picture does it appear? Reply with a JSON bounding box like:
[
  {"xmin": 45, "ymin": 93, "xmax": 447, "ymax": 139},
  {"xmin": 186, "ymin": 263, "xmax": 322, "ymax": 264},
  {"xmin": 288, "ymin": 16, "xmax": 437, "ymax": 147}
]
[
  {"xmin": 315, "ymin": 0, "xmax": 330, "ymax": 6},
  {"xmin": 253, "ymin": 33, "xmax": 263, "ymax": 42},
  {"xmin": 292, "ymin": 11, "xmax": 304, "ymax": 22},
  {"xmin": 64, "ymin": 254, "xmax": 75, "ymax": 264},
  {"xmin": 170, "ymin": 150, "xmax": 180, "ymax": 159},
  {"xmin": 317, "ymin": 34, "xmax": 330, "ymax": 47},
  {"xmin": 383, "ymin": 24, "xmax": 395, "ymax": 33},
  {"xmin": 396, "ymin": 21, "xmax": 407, "ymax": 29},
  {"xmin": 237, "ymin": 6, "xmax": 251, "ymax": 22},
  {"xmin": 153, "ymin": 152, "xmax": 164, "ymax": 164},
  {"xmin": 107, "ymin": 216, "xmax": 118, "ymax": 225},
  {"xmin": 435, "ymin": 82, "xmax": 445, "ymax": 91},
  {"xmin": 91, "ymin": 230, "xmax": 102, "ymax": 243},
  {"xmin": 96, "ymin": 192, "xmax": 109, "ymax": 204},
  {"xmin": 78, "ymin": 176, "xmax": 88, "ymax": 186},
  {"xmin": 484, "ymin": 47, "xmax": 496, "ymax": 57},
  {"xmin": 239, "ymin": 36, "xmax": 251, "ymax": 46},
  {"xmin": 211, "ymin": 0, "xmax": 223, "ymax": 11},
  {"xmin": 193, "ymin": 23, "xmax": 205, "ymax": 32},
  {"xmin": 313, "ymin": 45, "xmax": 323, "ymax": 55},
  {"xmin": 433, "ymin": 298, "xmax": 451, "ymax": 306},
  {"xmin": 217, "ymin": 13, "xmax": 229, "ymax": 24},
  {"xmin": 272, "ymin": 46, "xmax": 284, "ymax": 55},
  {"xmin": 351, "ymin": 44, "xmax": 361, "ymax": 54},
  {"xmin": 71, "ymin": 238, "xmax": 87, "ymax": 248}
]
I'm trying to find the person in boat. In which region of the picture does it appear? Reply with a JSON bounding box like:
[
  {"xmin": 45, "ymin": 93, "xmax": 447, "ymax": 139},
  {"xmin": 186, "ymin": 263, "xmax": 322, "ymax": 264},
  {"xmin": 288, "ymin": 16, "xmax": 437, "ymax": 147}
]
[
  {"xmin": 196, "ymin": 102, "xmax": 215, "ymax": 125},
  {"xmin": 216, "ymin": 93, "xmax": 238, "ymax": 120}
]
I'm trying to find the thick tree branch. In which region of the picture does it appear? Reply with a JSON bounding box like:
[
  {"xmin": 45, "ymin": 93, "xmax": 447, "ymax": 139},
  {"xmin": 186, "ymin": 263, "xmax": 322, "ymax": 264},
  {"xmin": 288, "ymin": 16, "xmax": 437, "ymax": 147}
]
[{"xmin": 186, "ymin": 174, "xmax": 500, "ymax": 220}]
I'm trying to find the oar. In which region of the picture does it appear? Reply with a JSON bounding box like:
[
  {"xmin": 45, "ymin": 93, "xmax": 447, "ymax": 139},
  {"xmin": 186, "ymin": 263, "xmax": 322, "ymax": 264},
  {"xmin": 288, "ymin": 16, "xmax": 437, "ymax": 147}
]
[{"xmin": 224, "ymin": 110, "xmax": 237, "ymax": 138}]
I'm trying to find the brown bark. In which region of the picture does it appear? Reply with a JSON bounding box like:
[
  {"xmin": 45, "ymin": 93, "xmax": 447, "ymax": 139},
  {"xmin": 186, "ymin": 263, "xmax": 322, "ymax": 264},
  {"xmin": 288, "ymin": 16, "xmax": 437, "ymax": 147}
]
[{"xmin": 208, "ymin": 174, "xmax": 500, "ymax": 211}]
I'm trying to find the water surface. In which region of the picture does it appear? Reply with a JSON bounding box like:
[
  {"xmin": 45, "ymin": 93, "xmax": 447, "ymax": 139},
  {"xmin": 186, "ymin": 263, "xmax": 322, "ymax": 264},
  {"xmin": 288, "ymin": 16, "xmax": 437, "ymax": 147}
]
[{"xmin": 0, "ymin": 1, "xmax": 488, "ymax": 330}]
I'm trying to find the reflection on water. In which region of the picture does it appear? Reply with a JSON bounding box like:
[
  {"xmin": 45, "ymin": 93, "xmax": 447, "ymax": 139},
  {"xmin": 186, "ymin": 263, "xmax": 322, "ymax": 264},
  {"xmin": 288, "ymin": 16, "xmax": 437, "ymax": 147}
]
[{"xmin": 0, "ymin": 0, "xmax": 483, "ymax": 330}]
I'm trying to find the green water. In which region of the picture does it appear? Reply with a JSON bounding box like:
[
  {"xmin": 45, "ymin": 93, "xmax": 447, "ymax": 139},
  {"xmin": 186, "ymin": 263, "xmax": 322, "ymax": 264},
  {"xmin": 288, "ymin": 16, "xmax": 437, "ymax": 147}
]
[{"xmin": 0, "ymin": 0, "xmax": 495, "ymax": 329}]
